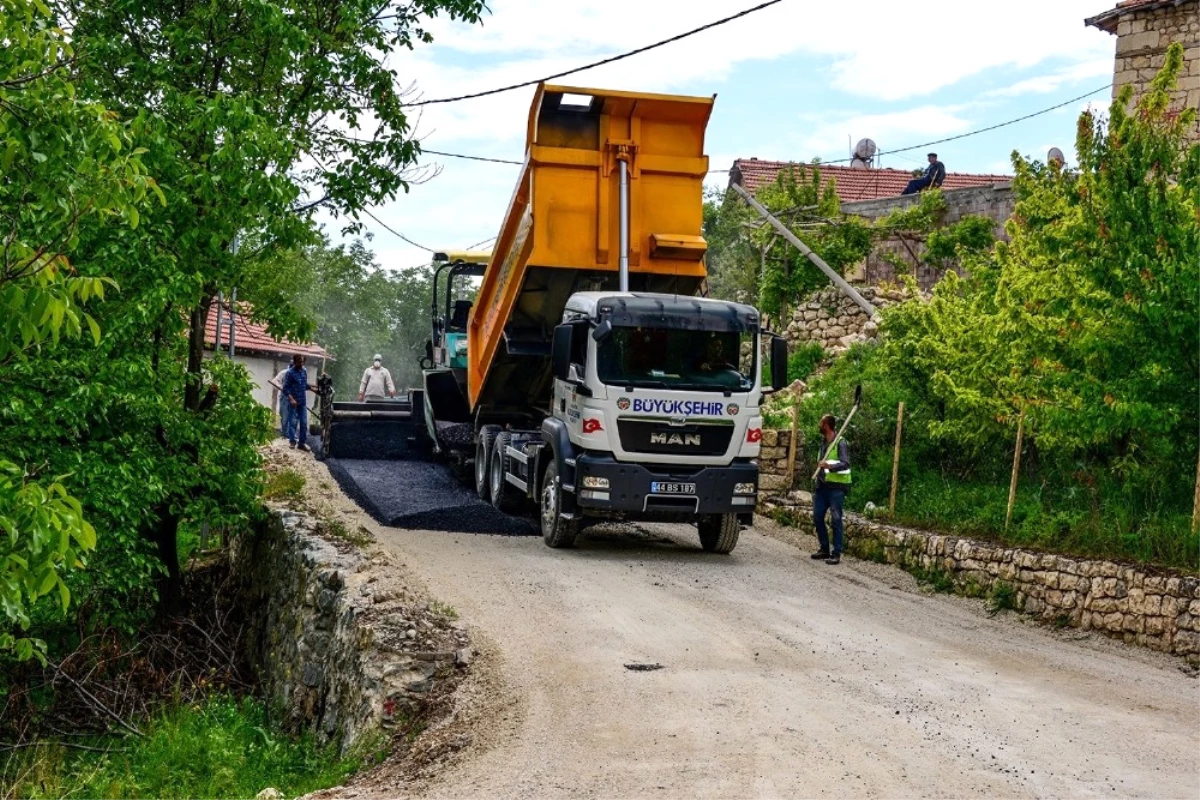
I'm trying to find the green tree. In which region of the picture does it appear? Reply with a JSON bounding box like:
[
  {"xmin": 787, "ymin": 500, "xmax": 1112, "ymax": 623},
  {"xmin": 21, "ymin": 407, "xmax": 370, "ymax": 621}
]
[
  {"xmin": 28, "ymin": 0, "xmax": 486, "ymax": 608},
  {"xmin": 0, "ymin": 0, "xmax": 153, "ymax": 658},
  {"xmin": 882, "ymin": 43, "xmax": 1198, "ymax": 533}
]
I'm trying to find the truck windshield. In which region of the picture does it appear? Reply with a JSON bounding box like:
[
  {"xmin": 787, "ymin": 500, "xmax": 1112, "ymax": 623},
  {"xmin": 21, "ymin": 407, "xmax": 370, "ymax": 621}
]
[{"xmin": 596, "ymin": 326, "xmax": 755, "ymax": 392}]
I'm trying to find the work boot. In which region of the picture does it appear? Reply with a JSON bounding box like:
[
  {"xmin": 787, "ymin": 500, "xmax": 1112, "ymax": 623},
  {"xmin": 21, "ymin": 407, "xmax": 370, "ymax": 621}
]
[
  {"xmin": 811, "ymin": 550, "xmax": 830, "ymax": 560},
  {"xmin": 289, "ymin": 442, "xmax": 297, "ymax": 449},
  {"xmin": 825, "ymin": 553, "xmax": 841, "ymax": 565},
  {"xmin": 297, "ymin": 444, "xmax": 310, "ymax": 452}
]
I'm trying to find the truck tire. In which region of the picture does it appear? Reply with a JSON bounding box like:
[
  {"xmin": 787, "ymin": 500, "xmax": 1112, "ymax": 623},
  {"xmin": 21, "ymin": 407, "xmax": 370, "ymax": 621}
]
[
  {"xmin": 489, "ymin": 432, "xmax": 522, "ymax": 513},
  {"xmin": 698, "ymin": 513, "xmax": 740, "ymax": 554},
  {"xmin": 475, "ymin": 425, "xmax": 501, "ymax": 501},
  {"xmin": 540, "ymin": 461, "xmax": 578, "ymax": 548}
]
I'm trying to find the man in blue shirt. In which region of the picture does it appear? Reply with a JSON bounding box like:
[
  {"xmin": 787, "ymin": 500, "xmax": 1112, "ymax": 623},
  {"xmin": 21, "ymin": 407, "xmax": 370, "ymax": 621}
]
[
  {"xmin": 282, "ymin": 353, "xmax": 317, "ymax": 451},
  {"xmin": 901, "ymin": 153, "xmax": 946, "ymax": 195}
]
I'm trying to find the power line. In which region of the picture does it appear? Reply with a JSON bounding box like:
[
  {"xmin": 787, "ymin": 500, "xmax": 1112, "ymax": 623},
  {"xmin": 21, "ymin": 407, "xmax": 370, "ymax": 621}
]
[
  {"xmin": 426, "ymin": 83, "xmax": 1112, "ymax": 174},
  {"xmin": 361, "ymin": 208, "xmax": 433, "ymax": 251},
  {"xmin": 404, "ymin": 0, "xmax": 785, "ymax": 107},
  {"xmin": 423, "ymin": 149, "xmax": 523, "ymax": 166}
]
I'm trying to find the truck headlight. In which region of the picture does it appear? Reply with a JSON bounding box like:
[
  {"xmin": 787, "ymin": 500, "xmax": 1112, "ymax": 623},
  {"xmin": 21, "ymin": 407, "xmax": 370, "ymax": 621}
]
[
  {"xmin": 734, "ymin": 482, "xmax": 756, "ymax": 495},
  {"xmin": 581, "ymin": 476, "xmax": 610, "ymax": 489}
]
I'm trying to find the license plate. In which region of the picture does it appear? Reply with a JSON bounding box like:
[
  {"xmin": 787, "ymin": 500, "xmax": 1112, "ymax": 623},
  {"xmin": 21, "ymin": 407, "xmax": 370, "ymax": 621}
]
[{"xmin": 650, "ymin": 482, "xmax": 696, "ymax": 494}]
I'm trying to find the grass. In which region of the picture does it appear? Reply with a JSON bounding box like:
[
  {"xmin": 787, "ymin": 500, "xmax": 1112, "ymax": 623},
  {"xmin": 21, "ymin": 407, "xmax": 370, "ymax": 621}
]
[
  {"xmin": 429, "ymin": 600, "xmax": 458, "ymax": 622},
  {"xmin": 1, "ymin": 695, "xmax": 376, "ymax": 800},
  {"xmin": 987, "ymin": 581, "xmax": 1017, "ymax": 615},
  {"xmin": 787, "ymin": 342, "xmax": 825, "ymax": 384},
  {"xmin": 264, "ymin": 469, "xmax": 305, "ymax": 502},
  {"xmin": 318, "ymin": 517, "xmax": 372, "ymax": 549}
]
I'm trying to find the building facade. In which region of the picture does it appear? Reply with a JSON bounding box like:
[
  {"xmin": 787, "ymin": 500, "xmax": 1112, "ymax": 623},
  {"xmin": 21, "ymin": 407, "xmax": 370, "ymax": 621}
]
[{"xmin": 1086, "ymin": 0, "xmax": 1200, "ymax": 142}]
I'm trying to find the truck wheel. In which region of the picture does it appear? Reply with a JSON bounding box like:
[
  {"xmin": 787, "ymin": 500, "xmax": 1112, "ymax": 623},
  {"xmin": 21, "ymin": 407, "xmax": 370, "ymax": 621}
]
[
  {"xmin": 540, "ymin": 461, "xmax": 578, "ymax": 548},
  {"xmin": 489, "ymin": 432, "xmax": 522, "ymax": 513},
  {"xmin": 475, "ymin": 425, "xmax": 501, "ymax": 501},
  {"xmin": 698, "ymin": 513, "xmax": 740, "ymax": 554}
]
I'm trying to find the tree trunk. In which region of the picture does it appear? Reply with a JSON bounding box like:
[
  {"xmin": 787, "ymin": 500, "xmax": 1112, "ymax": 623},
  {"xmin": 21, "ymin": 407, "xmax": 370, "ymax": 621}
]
[
  {"xmin": 184, "ymin": 296, "xmax": 213, "ymax": 412},
  {"xmin": 151, "ymin": 502, "xmax": 183, "ymax": 615}
]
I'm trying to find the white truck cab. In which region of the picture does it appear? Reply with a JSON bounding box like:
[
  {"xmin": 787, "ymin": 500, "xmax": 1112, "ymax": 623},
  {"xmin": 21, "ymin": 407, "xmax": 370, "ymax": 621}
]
[{"xmin": 483, "ymin": 291, "xmax": 787, "ymax": 553}]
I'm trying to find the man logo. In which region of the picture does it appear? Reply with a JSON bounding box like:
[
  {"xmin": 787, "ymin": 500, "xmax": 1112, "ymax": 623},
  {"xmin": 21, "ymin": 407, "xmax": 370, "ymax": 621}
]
[
  {"xmin": 650, "ymin": 432, "xmax": 701, "ymax": 446},
  {"xmin": 726, "ymin": 403, "xmax": 740, "ymax": 416},
  {"xmin": 617, "ymin": 397, "xmax": 631, "ymax": 411}
]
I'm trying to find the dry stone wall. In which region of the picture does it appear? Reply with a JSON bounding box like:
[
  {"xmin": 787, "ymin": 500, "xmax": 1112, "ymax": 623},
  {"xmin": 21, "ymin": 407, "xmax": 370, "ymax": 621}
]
[
  {"xmin": 782, "ymin": 286, "xmax": 908, "ymax": 354},
  {"xmin": 758, "ymin": 493, "xmax": 1200, "ymax": 663},
  {"xmin": 231, "ymin": 508, "xmax": 470, "ymax": 753}
]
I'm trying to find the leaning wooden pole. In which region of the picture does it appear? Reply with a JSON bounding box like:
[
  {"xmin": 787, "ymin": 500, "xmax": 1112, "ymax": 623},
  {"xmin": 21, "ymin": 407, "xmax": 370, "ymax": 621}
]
[
  {"xmin": 730, "ymin": 182, "xmax": 877, "ymax": 319},
  {"xmin": 1192, "ymin": 444, "xmax": 1200, "ymax": 534},
  {"xmin": 786, "ymin": 404, "xmax": 800, "ymax": 490},
  {"xmin": 1005, "ymin": 409, "xmax": 1026, "ymax": 532},
  {"xmin": 889, "ymin": 401, "xmax": 905, "ymax": 515}
]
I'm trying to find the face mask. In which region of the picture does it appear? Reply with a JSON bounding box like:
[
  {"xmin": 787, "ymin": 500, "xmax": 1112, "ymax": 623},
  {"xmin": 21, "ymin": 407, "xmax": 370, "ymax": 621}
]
[{"xmin": 374, "ymin": 360, "xmax": 381, "ymax": 366}]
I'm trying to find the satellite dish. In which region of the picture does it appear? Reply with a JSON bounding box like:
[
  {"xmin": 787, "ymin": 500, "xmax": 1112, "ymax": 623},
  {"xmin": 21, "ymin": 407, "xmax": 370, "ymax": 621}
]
[
  {"xmin": 850, "ymin": 137, "xmax": 876, "ymax": 169},
  {"xmin": 1048, "ymin": 147, "xmax": 1065, "ymax": 166}
]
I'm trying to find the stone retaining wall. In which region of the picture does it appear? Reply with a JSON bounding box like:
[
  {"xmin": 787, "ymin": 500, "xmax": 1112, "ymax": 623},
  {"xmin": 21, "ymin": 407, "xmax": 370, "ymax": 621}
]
[
  {"xmin": 760, "ymin": 495, "xmax": 1200, "ymax": 663},
  {"xmin": 231, "ymin": 508, "xmax": 469, "ymax": 753},
  {"xmin": 781, "ymin": 286, "xmax": 909, "ymax": 354}
]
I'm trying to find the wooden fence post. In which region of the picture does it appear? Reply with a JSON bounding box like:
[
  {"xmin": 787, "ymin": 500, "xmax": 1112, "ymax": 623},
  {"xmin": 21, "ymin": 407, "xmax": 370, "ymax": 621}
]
[
  {"xmin": 1192, "ymin": 445, "xmax": 1200, "ymax": 534},
  {"xmin": 785, "ymin": 404, "xmax": 800, "ymax": 489},
  {"xmin": 1005, "ymin": 409, "xmax": 1026, "ymax": 532},
  {"xmin": 889, "ymin": 401, "xmax": 905, "ymax": 515}
]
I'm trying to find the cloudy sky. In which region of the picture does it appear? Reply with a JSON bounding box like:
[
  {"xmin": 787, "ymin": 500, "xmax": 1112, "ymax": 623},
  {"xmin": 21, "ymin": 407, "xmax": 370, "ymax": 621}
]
[{"xmin": 316, "ymin": 0, "xmax": 1118, "ymax": 272}]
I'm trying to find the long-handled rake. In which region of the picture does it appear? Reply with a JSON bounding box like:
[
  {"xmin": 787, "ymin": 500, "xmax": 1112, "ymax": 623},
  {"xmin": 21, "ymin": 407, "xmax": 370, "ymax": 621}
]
[{"xmin": 812, "ymin": 384, "xmax": 863, "ymax": 482}]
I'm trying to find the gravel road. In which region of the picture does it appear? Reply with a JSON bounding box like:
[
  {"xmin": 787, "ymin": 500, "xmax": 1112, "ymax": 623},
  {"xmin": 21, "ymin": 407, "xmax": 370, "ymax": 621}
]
[{"xmin": 357, "ymin": 516, "xmax": 1199, "ymax": 799}]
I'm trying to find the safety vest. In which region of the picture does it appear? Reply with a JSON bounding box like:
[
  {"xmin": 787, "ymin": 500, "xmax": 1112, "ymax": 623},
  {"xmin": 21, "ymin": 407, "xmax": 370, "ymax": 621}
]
[{"xmin": 819, "ymin": 434, "xmax": 852, "ymax": 485}]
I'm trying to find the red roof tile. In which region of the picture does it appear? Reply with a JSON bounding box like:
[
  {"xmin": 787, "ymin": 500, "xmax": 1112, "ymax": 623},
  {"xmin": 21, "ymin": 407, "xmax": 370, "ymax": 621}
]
[
  {"xmin": 728, "ymin": 159, "xmax": 1011, "ymax": 203},
  {"xmin": 1085, "ymin": 0, "xmax": 1191, "ymax": 33},
  {"xmin": 204, "ymin": 302, "xmax": 332, "ymax": 361}
]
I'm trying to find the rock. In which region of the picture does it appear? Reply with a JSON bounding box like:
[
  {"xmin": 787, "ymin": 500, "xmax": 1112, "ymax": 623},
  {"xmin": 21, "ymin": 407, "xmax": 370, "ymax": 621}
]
[
  {"xmin": 455, "ymin": 647, "xmax": 473, "ymax": 667},
  {"xmin": 256, "ymin": 789, "xmax": 283, "ymax": 800},
  {"xmin": 406, "ymin": 628, "xmax": 418, "ymax": 639}
]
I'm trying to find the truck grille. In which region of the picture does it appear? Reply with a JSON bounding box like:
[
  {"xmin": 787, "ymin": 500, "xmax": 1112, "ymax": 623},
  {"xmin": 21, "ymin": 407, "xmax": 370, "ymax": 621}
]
[{"xmin": 616, "ymin": 420, "xmax": 733, "ymax": 456}]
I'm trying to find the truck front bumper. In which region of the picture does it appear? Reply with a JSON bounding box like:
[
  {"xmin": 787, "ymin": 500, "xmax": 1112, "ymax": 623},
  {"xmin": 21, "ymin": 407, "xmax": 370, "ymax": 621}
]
[{"xmin": 573, "ymin": 453, "xmax": 758, "ymax": 516}]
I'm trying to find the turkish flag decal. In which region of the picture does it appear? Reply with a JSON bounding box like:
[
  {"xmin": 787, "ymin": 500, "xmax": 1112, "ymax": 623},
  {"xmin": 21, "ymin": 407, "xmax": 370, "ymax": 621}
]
[
  {"xmin": 582, "ymin": 418, "xmax": 604, "ymax": 434},
  {"xmin": 746, "ymin": 427, "xmax": 763, "ymax": 443}
]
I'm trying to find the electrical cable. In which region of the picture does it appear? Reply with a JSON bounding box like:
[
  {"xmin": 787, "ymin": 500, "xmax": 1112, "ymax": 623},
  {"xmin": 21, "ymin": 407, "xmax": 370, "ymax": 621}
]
[
  {"xmin": 361, "ymin": 208, "xmax": 434, "ymax": 251},
  {"xmin": 404, "ymin": 0, "xmax": 786, "ymax": 107}
]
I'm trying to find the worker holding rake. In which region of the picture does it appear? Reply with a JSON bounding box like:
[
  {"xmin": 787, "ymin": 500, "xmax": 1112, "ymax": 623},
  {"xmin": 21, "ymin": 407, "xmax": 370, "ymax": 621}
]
[{"xmin": 812, "ymin": 412, "xmax": 853, "ymax": 565}]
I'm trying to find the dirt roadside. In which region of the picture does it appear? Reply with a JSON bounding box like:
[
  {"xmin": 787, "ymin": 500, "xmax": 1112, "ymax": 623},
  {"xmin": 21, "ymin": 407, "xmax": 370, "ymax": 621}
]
[{"xmin": 277, "ymin": 445, "xmax": 1199, "ymax": 799}]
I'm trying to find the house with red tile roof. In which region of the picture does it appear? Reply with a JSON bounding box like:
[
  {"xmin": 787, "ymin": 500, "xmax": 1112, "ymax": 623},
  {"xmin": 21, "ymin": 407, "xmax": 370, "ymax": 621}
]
[
  {"xmin": 727, "ymin": 159, "xmax": 1011, "ymax": 204},
  {"xmin": 204, "ymin": 300, "xmax": 332, "ymax": 413},
  {"xmin": 1085, "ymin": 0, "xmax": 1198, "ymax": 141}
]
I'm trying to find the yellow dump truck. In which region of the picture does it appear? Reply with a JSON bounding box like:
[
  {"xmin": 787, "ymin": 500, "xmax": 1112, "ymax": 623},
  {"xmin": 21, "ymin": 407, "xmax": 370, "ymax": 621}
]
[{"xmin": 420, "ymin": 83, "xmax": 788, "ymax": 552}]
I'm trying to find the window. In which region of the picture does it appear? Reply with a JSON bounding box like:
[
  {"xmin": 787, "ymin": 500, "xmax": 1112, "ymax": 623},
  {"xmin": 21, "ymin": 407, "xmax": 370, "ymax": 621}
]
[{"xmin": 597, "ymin": 327, "xmax": 754, "ymax": 392}]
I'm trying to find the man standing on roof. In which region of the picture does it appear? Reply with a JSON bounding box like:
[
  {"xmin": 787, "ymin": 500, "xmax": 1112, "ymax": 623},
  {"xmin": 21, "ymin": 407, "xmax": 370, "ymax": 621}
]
[
  {"xmin": 901, "ymin": 153, "xmax": 946, "ymax": 195},
  {"xmin": 283, "ymin": 353, "xmax": 317, "ymax": 452},
  {"xmin": 811, "ymin": 413, "xmax": 851, "ymax": 565},
  {"xmin": 358, "ymin": 354, "xmax": 396, "ymax": 401}
]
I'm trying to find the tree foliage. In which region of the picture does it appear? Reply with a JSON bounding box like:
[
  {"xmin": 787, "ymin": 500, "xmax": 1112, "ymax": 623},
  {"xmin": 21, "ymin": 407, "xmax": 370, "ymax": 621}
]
[
  {"xmin": 879, "ymin": 43, "xmax": 1198, "ymax": 535},
  {"xmin": 10, "ymin": 0, "xmax": 488, "ymax": 611},
  {"xmin": 268, "ymin": 236, "xmax": 436, "ymax": 394},
  {"xmin": 0, "ymin": 0, "xmax": 154, "ymax": 658}
]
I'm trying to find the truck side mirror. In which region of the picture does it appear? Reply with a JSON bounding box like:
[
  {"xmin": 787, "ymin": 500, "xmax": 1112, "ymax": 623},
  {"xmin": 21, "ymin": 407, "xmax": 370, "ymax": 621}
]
[
  {"xmin": 770, "ymin": 336, "xmax": 788, "ymax": 391},
  {"xmin": 591, "ymin": 318, "xmax": 612, "ymax": 342},
  {"xmin": 551, "ymin": 324, "xmax": 573, "ymax": 381}
]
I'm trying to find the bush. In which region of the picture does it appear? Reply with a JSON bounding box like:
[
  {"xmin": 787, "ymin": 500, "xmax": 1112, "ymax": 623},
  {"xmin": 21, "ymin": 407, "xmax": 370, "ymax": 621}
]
[{"xmin": 787, "ymin": 342, "xmax": 824, "ymax": 384}]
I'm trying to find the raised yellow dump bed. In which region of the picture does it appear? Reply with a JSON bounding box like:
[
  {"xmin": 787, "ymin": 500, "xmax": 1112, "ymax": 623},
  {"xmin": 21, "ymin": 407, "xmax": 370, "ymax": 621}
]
[{"xmin": 468, "ymin": 83, "xmax": 714, "ymax": 414}]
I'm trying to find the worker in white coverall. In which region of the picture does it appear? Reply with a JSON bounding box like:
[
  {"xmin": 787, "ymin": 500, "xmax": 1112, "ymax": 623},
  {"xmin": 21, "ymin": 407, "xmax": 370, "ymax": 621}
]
[
  {"xmin": 268, "ymin": 366, "xmax": 290, "ymax": 436},
  {"xmin": 358, "ymin": 354, "xmax": 396, "ymax": 401}
]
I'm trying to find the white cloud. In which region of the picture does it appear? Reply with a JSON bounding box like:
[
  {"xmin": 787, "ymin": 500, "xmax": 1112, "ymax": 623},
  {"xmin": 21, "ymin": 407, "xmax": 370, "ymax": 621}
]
[
  {"xmin": 336, "ymin": 0, "xmax": 1118, "ymax": 271},
  {"xmin": 985, "ymin": 58, "xmax": 1113, "ymax": 98}
]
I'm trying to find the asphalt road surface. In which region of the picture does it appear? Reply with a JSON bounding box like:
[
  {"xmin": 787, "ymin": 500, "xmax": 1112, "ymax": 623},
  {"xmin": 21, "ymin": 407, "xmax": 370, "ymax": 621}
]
[{"xmin": 364, "ymin": 513, "xmax": 1199, "ymax": 799}]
